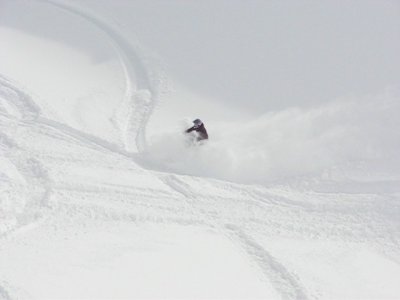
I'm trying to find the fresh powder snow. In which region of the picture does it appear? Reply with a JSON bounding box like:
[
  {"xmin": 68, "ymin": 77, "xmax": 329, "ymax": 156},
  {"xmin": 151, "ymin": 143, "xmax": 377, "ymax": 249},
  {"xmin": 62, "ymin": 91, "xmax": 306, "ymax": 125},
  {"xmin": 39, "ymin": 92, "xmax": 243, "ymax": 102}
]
[{"xmin": 1, "ymin": 0, "xmax": 400, "ymax": 299}]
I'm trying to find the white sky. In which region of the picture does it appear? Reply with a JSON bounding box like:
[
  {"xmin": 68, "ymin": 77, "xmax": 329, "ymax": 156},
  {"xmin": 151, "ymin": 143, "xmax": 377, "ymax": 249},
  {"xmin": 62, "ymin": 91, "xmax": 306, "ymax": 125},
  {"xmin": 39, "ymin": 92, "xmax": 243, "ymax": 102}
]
[
  {"xmin": 84, "ymin": 0, "xmax": 400, "ymax": 112},
  {"xmin": 1, "ymin": 0, "xmax": 399, "ymax": 114}
]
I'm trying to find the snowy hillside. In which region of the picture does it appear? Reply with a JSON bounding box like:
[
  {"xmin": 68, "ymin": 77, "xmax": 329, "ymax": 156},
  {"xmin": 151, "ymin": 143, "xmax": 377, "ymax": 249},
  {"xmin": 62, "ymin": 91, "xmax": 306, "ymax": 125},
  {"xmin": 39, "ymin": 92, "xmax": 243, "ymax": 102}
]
[{"xmin": 1, "ymin": 0, "xmax": 400, "ymax": 299}]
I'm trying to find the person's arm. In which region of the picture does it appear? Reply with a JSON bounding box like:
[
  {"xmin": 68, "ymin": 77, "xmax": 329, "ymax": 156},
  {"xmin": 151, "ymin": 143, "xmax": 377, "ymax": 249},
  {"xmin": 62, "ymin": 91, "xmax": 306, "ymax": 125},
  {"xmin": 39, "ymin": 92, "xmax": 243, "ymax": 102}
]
[{"xmin": 186, "ymin": 126, "xmax": 195, "ymax": 133}]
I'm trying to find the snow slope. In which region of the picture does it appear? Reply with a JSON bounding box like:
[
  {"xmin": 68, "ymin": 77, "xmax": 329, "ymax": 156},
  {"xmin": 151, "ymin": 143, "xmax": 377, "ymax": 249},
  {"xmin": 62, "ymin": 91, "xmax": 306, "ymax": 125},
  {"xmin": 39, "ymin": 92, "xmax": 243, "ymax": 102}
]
[{"xmin": 1, "ymin": 1, "xmax": 400, "ymax": 299}]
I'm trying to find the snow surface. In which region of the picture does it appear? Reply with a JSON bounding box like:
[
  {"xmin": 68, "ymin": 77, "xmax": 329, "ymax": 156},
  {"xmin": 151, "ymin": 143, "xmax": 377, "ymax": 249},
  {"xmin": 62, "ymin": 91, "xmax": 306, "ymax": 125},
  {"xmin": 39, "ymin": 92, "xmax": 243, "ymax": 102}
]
[{"xmin": 1, "ymin": 0, "xmax": 400, "ymax": 299}]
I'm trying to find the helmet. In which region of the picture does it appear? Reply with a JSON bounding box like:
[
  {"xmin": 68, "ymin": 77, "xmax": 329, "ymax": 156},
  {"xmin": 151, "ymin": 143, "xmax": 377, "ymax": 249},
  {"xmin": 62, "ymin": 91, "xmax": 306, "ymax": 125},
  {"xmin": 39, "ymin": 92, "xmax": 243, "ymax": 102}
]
[{"xmin": 193, "ymin": 119, "xmax": 203, "ymax": 128}]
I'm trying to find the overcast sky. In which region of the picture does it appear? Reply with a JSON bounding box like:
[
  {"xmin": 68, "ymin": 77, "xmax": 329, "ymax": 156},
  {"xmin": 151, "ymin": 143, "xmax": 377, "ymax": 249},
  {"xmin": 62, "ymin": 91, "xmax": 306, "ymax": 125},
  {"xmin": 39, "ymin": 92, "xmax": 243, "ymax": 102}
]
[
  {"xmin": 1, "ymin": 0, "xmax": 399, "ymax": 114},
  {"xmin": 87, "ymin": 0, "xmax": 400, "ymax": 112}
]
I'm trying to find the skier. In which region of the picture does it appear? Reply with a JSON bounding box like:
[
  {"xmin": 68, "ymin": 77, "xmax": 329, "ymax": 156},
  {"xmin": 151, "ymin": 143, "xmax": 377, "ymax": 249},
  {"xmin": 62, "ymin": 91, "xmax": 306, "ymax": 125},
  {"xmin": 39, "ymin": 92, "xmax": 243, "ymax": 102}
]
[{"xmin": 185, "ymin": 118, "xmax": 208, "ymax": 143}]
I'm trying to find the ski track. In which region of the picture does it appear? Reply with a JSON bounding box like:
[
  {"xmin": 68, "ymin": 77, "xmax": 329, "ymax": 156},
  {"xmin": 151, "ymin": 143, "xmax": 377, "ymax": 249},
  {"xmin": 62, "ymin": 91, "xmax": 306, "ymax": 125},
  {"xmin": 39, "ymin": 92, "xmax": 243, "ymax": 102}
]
[
  {"xmin": 157, "ymin": 173, "xmax": 400, "ymax": 295},
  {"xmin": 0, "ymin": 74, "xmax": 41, "ymax": 120},
  {"xmin": 1, "ymin": 2, "xmax": 400, "ymax": 299},
  {"xmin": 0, "ymin": 76, "xmax": 203, "ymax": 231},
  {"xmin": 0, "ymin": 78, "xmax": 53, "ymax": 300},
  {"xmin": 0, "ymin": 77, "xmax": 52, "ymax": 240},
  {"xmin": 1, "ymin": 73, "xmax": 400, "ymax": 299},
  {"xmin": 0, "ymin": 71, "xmax": 309, "ymax": 298},
  {"xmin": 41, "ymin": 0, "xmax": 162, "ymax": 153},
  {"xmin": 226, "ymin": 225, "xmax": 308, "ymax": 300},
  {"xmin": 159, "ymin": 174, "xmax": 311, "ymax": 299},
  {"xmin": 0, "ymin": 75, "xmax": 138, "ymax": 161}
]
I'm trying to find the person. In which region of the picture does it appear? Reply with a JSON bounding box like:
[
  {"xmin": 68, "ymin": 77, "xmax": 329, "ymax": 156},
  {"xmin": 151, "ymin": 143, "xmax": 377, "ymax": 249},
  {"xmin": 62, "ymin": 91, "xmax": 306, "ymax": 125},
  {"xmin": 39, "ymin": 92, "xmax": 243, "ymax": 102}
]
[{"xmin": 185, "ymin": 118, "xmax": 208, "ymax": 142}]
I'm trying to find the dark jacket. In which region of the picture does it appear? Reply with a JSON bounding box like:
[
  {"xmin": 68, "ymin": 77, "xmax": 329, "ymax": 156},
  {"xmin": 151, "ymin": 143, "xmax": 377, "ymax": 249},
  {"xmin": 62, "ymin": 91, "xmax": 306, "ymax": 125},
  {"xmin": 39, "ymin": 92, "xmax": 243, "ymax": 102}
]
[{"xmin": 186, "ymin": 124, "xmax": 208, "ymax": 141}]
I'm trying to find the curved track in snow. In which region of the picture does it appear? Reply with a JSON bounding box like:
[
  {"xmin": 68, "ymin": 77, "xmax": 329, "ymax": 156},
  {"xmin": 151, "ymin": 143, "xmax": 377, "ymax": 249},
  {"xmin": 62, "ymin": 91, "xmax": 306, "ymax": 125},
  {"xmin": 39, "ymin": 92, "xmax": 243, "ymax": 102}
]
[
  {"xmin": 0, "ymin": 76, "xmax": 51, "ymax": 239},
  {"xmin": 41, "ymin": 0, "xmax": 163, "ymax": 153},
  {"xmin": 160, "ymin": 173, "xmax": 310, "ymax": 299},
  {"xmin": 0, "ymin": 71, "xmax": 310, "ymax": 298},
  {"xmin": 0, "ymin": 75, "xmax": 41, "ymax": 120},
  {"xmin": 1, "ymin": 73, "xmax": 400, "ymax": 298},
  {"xmin": 0, "ymin": 76, "xmax": 53, "ymax": 298},
  {"xmin": 1, "ymin": 2, "xmax": 400, "ymax": 299},
  {"xmin": 226, "ymin": 225, "xmax": 308, "ymax": 300}
]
